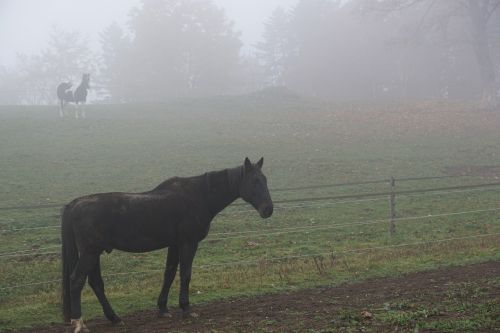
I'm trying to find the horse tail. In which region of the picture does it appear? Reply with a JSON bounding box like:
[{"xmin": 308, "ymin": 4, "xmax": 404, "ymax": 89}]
[{"xmin": 61, "ymin": 204, "xmax": 78, "ymax": 322}]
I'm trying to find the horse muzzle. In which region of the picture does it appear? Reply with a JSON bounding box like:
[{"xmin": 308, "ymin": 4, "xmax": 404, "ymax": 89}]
[{"xmin": 259, "ymin": 204, "xmax": 273, "ymax": 218}]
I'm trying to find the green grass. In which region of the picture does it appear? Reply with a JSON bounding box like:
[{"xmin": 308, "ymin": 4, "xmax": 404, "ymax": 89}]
[
  {"xmin": 376, "ymin": 278, "xmax": 500, "ymax": 332},
  {"xmin": 0, "ymin": 94, "xmax": 499, "ymax": 331}
]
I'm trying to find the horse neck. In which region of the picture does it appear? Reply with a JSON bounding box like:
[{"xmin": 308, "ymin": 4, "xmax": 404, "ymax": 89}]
[
  {"xmin": 78, "ymin": 80, "xmax": 89, "ymax": 90},
  {"xmin": 205, "ymin": 166, "xmax": 242, "ymax": 217}
]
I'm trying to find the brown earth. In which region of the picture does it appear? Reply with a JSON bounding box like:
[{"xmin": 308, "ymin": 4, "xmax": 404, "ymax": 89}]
[{"xmin": 11, "ymin": 261, "xmax": 500, "ymax": 333}]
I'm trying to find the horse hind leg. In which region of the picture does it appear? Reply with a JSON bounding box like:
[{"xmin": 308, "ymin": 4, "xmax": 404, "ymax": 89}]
[
  {"xmin": 71, "ymin": 318, "xmax": 88, "ymax": 333},
  {"xmin": 70, "ymin": 253, "xmax": 98, "ymax": 333},
  {"xmin": 88, "ymin": 256, "xmax": 122, "ymax": 324},
  {"xmin": 157, "ymin": 246, "xmax": 179, "ymax": 317},
  {"xmin": 59, "ymin": 99, "xmax": 64, "ymax": 118},
  {"xmin": 63, "ymin": 102, "xmax": 69, "ymax": 117}
]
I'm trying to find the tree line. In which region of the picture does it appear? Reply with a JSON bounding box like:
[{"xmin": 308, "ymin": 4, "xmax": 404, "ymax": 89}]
[{"xmin": 1, "ymin": 0, "xmax": 498, "ymax": 106}]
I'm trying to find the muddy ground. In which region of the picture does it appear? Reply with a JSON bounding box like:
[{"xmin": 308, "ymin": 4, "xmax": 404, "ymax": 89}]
[{"xmin": 11, "ymin": 261, "xmax": 500, "ymax": 333}]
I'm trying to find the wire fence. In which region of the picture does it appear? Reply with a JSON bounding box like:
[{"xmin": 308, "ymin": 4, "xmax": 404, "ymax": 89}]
[
  {"xmin": 1, "ymin": 181, "xmax": 499, "ymax": 233},
  {"xmin": 0, "ymin": 174, "xmax": 498, "ymax": 212},
  {"xmin": 271, "ymin": 174, "xmax": 492, "ymax": 193},
  {"xmin": 1, "ymin": 206, "xmax": 499, "ymax": 259},
  {"xmin": 1, "ymin": 231, "xmax": 499, "ymax": 291},
  {"xmin": 223, "ymin": 185, "xmax": 500, "ymax": 215},
  {"xmin": 1, "ymin": 185, "xmax": 498, "ymax": 229},
  {"xmin": 235, "ymin": 181, "xmax": 500, "ymax": 207},
  {"xmin": 1, "ymin": 173, "xmax": 499, "ymax": 292}
]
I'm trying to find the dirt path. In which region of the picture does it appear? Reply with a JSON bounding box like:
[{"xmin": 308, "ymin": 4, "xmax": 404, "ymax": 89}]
[{"xmin": 13, "ymin": 261, "xmax": 500, "ymax": 333}]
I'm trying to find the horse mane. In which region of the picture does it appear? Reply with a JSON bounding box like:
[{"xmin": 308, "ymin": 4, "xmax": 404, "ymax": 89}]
[
  {"xmin": 227, "ymin": 166, "xmax": 243, "ymax": 197},
  {"xmin": 153, "ymin": 166, "xmax": 243, "ymax": 196},
  {"xmin": 152, "ymin": 177, "xmax": 182, "ymax": 192}
]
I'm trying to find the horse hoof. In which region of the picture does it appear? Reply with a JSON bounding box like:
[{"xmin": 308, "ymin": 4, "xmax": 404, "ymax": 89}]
[
  {"xmin": 182, "ymin": 311, "xmax": 199, "ymax": 319},
  {"xmin": 71, "ymin": 318, "xmax": 89, "ymax": 333},
  {"xmin": 111, "ymin": 318, "xmax": 124, "ymax": 326},
  {"xmin": 158, "ymin": 311, "xmax": 172, "ymax": 318}
]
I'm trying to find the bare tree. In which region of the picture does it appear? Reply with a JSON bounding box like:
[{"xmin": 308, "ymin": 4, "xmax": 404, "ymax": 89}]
[
  {"xmin": 256, "ymin": 6, "xmax": 290, "ymax": 86},
  {"xmin": 122, "ymin": 0, "xmax": 242, "ymax": 101},
  {"xmin": 467, "ymin": 0, "xmax": 500, "ymax": 106},
  {"xmin": 360, "ymin": 0, "xmax": 500, "ymax": 107},
  {"xmin": 14, "ymin": 27, "xmax": 95, "ymax": 105},
  {"xmin": 100, "ymin": 23, "xmax": 132, "ymax": 102},
  {"xmin": 0, "ymin": 66, "xmax": 24, "ymax": 104}
]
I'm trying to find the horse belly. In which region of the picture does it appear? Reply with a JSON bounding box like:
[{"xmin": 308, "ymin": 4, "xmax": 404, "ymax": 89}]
[
  {"xmin": 108, "ymin": 217, "xmax": 178, "ymax": 253},
  {"xmin": 112, "ymin": 239, "xmax": 170, "ymax": 253}
]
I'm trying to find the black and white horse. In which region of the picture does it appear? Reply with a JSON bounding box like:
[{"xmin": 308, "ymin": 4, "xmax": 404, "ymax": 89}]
[{"xmin": 57, "ymin": 73, "xmax": 90, "ymax": 118}]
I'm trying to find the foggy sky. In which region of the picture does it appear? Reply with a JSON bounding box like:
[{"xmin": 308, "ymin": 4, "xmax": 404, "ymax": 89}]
[{"xmin": 0, "ymin": 0, "xmax": 298, "ymax": 68}]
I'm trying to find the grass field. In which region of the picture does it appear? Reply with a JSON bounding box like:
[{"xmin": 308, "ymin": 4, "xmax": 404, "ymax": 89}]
[{"xmin": 0, "ymin": 92, "xmax": 499, "ymax": 331}]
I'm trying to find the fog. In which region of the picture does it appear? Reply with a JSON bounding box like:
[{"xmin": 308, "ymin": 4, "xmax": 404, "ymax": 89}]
[
  {"xmin": 0, "ymin": 0, "xmax": 499, "ymax": 106},
  {"xmin": 0, "ymin": 0, "xmax": 298, "ymax": 66},
  {"xmin": 1, "ymin": 2, "xmax": 500, "ymax": 329}
]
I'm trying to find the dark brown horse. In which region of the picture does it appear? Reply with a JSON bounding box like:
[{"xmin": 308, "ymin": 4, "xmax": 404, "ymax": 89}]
[{"xmin": 61, "ymin": 158, "xmax": 273, "ymax": 332}]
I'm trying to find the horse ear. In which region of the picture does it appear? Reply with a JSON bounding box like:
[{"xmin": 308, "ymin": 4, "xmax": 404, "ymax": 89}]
[
  {"xmin": 256, "ymin": 157, "xmax": 264, "ymax": 169},
  {"xmin": 244, "ymin": 157, "xmax": 252, "ymax": 172}
]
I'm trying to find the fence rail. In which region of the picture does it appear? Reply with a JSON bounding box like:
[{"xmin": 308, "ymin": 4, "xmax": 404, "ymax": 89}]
[
  {"xmin": 234, "ymin": 181, "xmax": 500, "ymax": 206},
  {"xmin": 1, "ymin": 173, "xmax": 499, "ymax": 293},
  {"xmin": 1, "ymin": 177, "xmax": 499, "ymax": 212},
  {"xmin": 1, "ymin": 207, "xmax": 498, "ymax": 259},
  {"xmin": 272, "ymin": 174, "xmax": 489, "ymax": 193},
  {"xmin": 1, "ymin": 182, "xmax": 500, "ymax": 233},
  {"xmin": 1, "ymin": 231, "xmax": 499, "ymax": 291}
]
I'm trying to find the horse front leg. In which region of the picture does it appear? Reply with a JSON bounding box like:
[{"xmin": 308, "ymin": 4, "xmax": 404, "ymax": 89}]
[
  {"xmin": 157, "ymin": 246, "xmax": 179, "ymax": 317},
  {"xmin": 81, "ymin": 103, "xmax": 86, "ymax": 119},
  {"xmin": 179, "ymin": 242, "xmax": 199, "ymax": 318}
]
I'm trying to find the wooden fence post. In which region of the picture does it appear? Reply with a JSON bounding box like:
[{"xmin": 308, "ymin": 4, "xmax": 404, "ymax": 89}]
[{"xmin": 389, "ymin": 177, "xmax": 396, "ymax": 236}]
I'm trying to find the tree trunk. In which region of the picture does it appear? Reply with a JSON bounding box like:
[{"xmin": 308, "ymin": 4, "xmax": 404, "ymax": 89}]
[{"xmin": 467, "ymin": 0, "xmax": 498, "ymax": 108}]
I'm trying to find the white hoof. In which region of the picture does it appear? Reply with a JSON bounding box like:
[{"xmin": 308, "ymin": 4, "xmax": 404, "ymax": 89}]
[
  {"xmin": 71, "ymin": 318, "xmax": 89, "ymax": 333},
  {"xmin": 182, "ymin": 311, "xmax": 199, "ymax": 319}
]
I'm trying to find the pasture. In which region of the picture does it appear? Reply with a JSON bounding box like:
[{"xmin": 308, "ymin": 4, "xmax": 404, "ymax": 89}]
[{"xmin": 0, "ymin": 92, "xmax": 499, "ymax": 332}]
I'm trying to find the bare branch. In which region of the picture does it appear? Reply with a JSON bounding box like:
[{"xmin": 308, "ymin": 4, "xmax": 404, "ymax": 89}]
[
  {"xmin": 359, "ymin": 0, "xmax": 427, "ymax": 14},
  {"xmin": 416, "ymin": 0, "xmax": 438, "ymax": 33},
  {"xmin": 486, "ymin": 0, "xmax": 500, "ymax": 21}
]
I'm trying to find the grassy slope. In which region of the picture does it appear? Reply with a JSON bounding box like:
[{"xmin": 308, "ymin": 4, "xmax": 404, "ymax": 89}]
[{"xmin": 0, "ymin": 94, "xmax": 499, "ymax": 331}]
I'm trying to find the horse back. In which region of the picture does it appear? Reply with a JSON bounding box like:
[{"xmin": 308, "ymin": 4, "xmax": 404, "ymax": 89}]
[
  {"xmin": 64, "ymin": 188, "xmax": 209, "ymax": 253},
  {"xmin": 57, "ymin": 83, "xmax": 72, "ymax": 101}
]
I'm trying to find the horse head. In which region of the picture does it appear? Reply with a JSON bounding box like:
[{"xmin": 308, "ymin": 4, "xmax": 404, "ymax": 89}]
[{"xmin": 239, "ymin": 157, "xmax": 273, "ymax": 218}]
